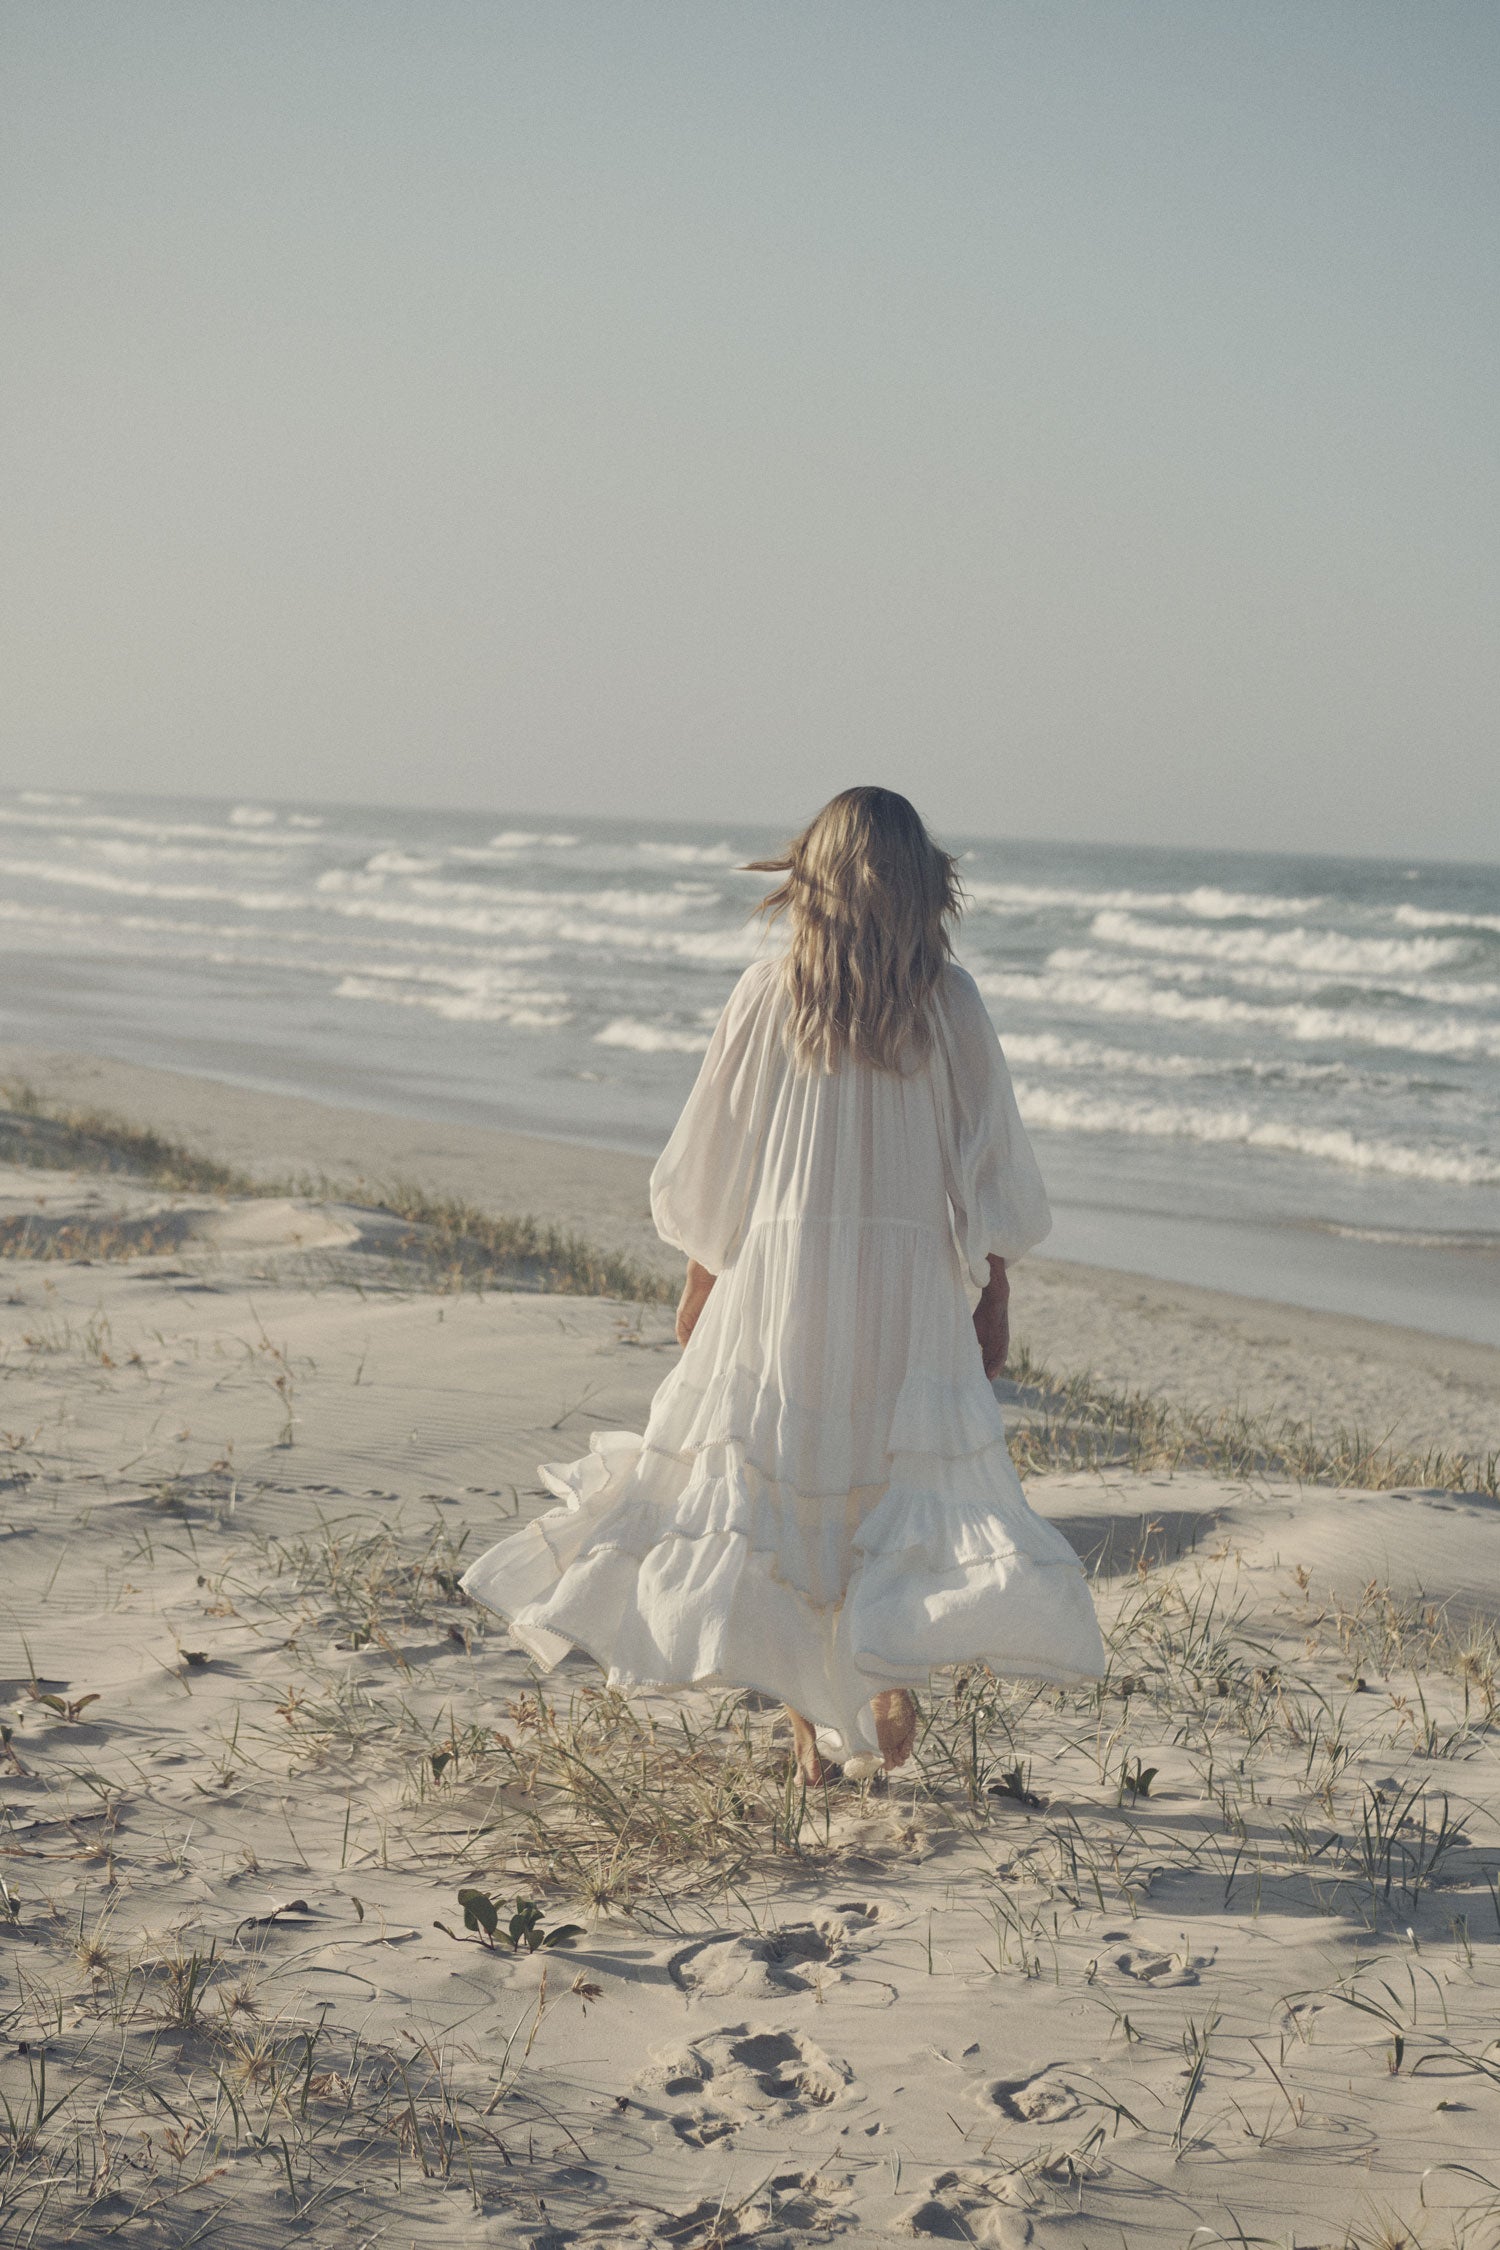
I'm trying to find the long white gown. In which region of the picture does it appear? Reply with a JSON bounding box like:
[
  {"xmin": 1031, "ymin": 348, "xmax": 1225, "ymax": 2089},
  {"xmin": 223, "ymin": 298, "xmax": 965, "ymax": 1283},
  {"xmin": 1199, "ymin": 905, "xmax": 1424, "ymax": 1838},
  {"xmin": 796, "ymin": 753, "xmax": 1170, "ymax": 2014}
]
[{"xmin": 461, "ymin": 957, "xmax": 1105, "ymax": 1751}]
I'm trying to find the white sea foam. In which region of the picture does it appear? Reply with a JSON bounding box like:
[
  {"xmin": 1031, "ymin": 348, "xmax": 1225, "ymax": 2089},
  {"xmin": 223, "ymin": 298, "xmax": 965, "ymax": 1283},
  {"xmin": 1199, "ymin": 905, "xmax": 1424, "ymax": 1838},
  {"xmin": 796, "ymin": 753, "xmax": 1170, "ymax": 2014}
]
[
  {"xmin": 486, "ymin": 829, "xmax": 579, "ymax": 851},
  {"xmin": 0, "ymin": 855, "xmax": 306, "ymax": 913},
  {"xmin": 998, "ymin": 1029, "xmax": 1354, "ymax": 1086},
  {"xmin": 1040, "ymin": 943, "xmax": 1500, "ymax": 1012},
  {"xmin": 1395, "ymin": 904, "xmax": 1500, "ymax": 937},
  {"xmin": 318, "ymin": 868, "xmax": 703, "ymax": 922},
  {"xmin": 311, "ymin": 881, "xmax": 766, "ymax": 963},
  {"xmin": 594, "ymin": 1017, "xmax": 713, "ymax": 1054},
  {"xmin": 0, "ymin": 809, "xmax": 313, "ymax": 848},
  {"xmin": 975, "ymin": 964, "xmax": 1500, "ymax": 1060},
  {"xmin": 230, "ymin": 805, "xmax": 277, "ymax": 827},
  {"xmin": 90, "ymin": 837, "xmax": 299, "ymax": 871},
  {"xmin": 637, "ymin": 840, "xmax": 745, "ymax": 867},
  {"xmin": 964, "ymin": 879, "xmax": 1323, "ymax": 921},
  {"xmin": 363, "ymin": 850, "xmax": 444, "ymax": 876},
  {"xmin": 19, "ymin": 791, "xmax": 84, "ymax": 806},
  {"xmin": 1011, "ymin": 1079, "xmax": 1500, "ymax": 1185},
  {"xmin": 1090, "ymin": 909, "xmax": 1470, "ymax": 979},
  {"xmin": 333, "ymin": 961, "xmax": 571, "ymax": 1028}
]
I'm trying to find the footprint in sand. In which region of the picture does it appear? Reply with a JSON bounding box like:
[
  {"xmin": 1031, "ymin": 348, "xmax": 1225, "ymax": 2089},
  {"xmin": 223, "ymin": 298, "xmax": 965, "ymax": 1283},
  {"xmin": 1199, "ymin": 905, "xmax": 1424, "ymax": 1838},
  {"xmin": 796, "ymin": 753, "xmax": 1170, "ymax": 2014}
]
[
  {"xmin": 669, "ymin": 2107, "xmax": 736, "ymax": 2147},
  {"xmin": 1111, "ymin": 1944, "xmax": 1205, "ymax": 1986},
  {"xmin": 901, "ymin": 2167, "xmax": 1034, "ymax": 2245},
  {"xmin": 725, "ymin": 2026, "xmax": 849, "ymax": 2107},
  {"xmin": 668, "ymin": 1918, "xmax": 850, "ymax": 1997},
  {"xmin": 973, "ymin": 2065, "xmax": 1087, "ymax": 2123},
  {"xmin": 640, "ymin": 2022, "xmax": 853, "ymax": 2143},
  {"xmin": 657, "ymin": 2179, "xmax": 851, "ymax": 2246}
]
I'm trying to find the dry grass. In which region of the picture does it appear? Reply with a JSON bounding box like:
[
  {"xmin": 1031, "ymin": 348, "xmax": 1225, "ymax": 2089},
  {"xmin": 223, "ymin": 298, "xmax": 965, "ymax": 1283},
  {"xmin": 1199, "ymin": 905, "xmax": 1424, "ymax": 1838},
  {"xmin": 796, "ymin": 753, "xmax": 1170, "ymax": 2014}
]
[
  {"xmin": 0, "ymin": 1081, "xmax": 253, "ymax": 1194},
  {"xmin": 0, "ymin": 1081, "xmax": 674, "ymax": 1302},
  {"xmin": 9, "ymin": 1476, "xmax": 1500, "ymax": 2243},
  {"xmin": 366, "ymin": 1178, "xmax": 675, "ymax": 1303},
  {"xmin": 238, "ymin": 1504, "xmax": 1500, "ymax": 1945},
  {"xmin": 1003, "ymin": 1340, "xmax": 1500, "ymax": 1497},
  {"xmin": 0, "ymin": 1957, "xmax": 566, "ymax": 2241},
  {"xmin": 0, "ymin": 1211, "xmax": 191, "ymax": 1261}
]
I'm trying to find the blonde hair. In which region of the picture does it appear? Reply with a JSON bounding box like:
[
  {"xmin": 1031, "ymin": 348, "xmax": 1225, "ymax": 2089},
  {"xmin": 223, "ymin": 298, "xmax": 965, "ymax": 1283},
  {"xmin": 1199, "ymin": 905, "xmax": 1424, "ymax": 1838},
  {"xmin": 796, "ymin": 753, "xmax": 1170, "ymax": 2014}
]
[{"xmin": 748, "ymin": 787, "xmax": 963, "ymax": 1074}]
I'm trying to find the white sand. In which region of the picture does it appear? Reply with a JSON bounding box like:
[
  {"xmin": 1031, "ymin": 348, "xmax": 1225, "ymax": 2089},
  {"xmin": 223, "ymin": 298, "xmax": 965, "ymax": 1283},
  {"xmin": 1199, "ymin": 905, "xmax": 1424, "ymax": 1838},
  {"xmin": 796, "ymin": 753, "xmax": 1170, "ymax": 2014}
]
[{"xmin": 2, "ymin": 1145, "xmax": 1500, "ymax": 2245}]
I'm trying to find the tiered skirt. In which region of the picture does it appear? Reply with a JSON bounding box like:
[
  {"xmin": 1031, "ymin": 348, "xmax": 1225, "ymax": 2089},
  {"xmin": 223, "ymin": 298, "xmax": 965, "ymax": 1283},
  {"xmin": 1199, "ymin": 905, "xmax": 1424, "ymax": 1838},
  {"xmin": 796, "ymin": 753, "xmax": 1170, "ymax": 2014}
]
[{"xmin": 461, "ymin": 1217, "xmax": 1105, "ymax": 1751}]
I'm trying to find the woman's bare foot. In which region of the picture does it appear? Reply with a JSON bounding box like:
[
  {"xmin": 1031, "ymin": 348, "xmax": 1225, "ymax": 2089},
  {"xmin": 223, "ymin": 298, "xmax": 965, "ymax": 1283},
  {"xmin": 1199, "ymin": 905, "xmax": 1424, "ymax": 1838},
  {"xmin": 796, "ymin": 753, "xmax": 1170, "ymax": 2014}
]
[
  {"xmin": 872, "ymin": 1688, "xmax": 917, "ymax": 1771},
  {"xmin": 786, "ymin": 1706, "xmax": 834, "ymax": 1787}
]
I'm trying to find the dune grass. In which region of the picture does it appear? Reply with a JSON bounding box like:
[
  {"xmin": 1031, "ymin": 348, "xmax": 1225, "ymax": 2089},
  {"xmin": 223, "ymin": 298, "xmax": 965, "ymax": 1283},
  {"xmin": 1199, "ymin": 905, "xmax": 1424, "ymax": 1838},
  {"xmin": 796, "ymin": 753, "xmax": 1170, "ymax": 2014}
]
[
  {"xmin": 7, "ymin": 1480, "xmax": 1500, "ymax": 2237},
  {"xmin": 1002, "ymin": 1340, "xmax": 1500, "ymax": 1497},
  {"xmin": 236, "ymin": 1501, "xmax": 1500, "ymax": 1926},
  {"xmin": 365, "ymin": 1178, "xmax": 676, "ymax": 1303},
  {"xmin": 0, "ymin": 1081, "xmax": 675, "ymax": 1303},
  {"xmin": 0, "ymin": 1081, "xmax": 254, "ymax": 1194}
]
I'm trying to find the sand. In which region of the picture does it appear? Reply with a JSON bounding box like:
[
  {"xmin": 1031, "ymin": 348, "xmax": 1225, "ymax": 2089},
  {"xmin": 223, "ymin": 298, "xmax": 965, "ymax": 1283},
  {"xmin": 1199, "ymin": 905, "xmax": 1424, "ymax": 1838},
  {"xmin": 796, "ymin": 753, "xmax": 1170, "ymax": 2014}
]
[{"xmin": 3, "ymin": 1062, "xmax": 1500, "ymax": 2246}]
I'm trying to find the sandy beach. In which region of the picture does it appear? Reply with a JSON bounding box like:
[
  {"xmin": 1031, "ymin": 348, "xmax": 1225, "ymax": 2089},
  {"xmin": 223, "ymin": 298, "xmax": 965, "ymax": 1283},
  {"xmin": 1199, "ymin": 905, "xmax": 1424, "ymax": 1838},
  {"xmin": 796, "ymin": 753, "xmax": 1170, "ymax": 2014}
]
[{"xmin": 3, "ymin": 1052, "xmax": 1500, "ymax": 2246}]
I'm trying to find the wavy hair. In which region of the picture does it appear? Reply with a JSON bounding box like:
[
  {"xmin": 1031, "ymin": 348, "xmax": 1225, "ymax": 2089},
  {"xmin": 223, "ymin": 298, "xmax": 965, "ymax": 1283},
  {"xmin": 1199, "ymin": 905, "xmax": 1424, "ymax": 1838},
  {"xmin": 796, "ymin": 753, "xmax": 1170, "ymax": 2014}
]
[{"xmin": 747, "ymin": 788, "xmax": 963, "ymax": 1073}]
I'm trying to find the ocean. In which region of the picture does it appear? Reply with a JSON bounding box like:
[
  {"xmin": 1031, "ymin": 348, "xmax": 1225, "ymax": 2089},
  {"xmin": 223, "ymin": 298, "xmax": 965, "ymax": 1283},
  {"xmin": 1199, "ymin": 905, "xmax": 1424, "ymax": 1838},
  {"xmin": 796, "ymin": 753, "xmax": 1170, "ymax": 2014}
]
[{"xmin": 3, "ymin": 787, "xmax": 1498, "ymax": 1348}]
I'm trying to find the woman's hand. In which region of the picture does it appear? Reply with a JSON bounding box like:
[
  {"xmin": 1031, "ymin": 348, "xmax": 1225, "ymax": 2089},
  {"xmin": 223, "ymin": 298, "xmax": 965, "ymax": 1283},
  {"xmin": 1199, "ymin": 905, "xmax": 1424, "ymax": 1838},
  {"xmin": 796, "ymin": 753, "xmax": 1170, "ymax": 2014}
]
[
  {"xmin": 973, "ymin": 1254, "xmax": 1010, "ymax": 1379},
  {"xmin": 675, "ymin": 1258, "xmax": 717, "ymax": 1347}
]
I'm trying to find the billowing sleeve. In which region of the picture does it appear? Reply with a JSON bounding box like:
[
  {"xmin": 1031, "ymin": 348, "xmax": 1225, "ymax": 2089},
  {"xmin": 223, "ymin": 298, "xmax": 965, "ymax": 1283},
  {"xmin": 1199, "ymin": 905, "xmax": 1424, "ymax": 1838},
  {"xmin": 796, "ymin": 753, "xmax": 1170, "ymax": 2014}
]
[
  {"xmin": 649, "ymin": 958, "xmax": 783, "ymax": 1272},
  {"xmin": 934, "ymin": 965, "xmax": 1051, "ymax": 1284}
]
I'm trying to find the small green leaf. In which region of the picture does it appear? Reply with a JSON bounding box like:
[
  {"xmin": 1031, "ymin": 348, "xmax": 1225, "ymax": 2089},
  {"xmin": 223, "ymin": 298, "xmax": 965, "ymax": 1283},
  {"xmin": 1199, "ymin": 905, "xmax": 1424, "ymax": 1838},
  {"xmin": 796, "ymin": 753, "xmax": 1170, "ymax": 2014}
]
[
  {"xmin": 457, "ymin": 1887, "xmax": 498, "ymax": 1938},
  {"xmin": 506, "ymin": 1900, "xmax": 543, "ymax": 1950},
  {"xmin": 540, "ymin": 1924, "xmax": 585, "ymax": 1950},
  {"xmin": 430, "ymin": 1750, "xmax": 453, "ymax": 1779}
]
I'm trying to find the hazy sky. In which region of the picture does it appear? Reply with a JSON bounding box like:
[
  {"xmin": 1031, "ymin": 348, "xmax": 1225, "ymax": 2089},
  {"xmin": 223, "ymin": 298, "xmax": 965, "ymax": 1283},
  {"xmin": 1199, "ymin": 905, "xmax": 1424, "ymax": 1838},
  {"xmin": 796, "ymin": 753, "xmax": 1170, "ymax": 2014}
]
[{"xmin": 3, "ymin": 3, "xmax": 1497, "ymax": 859}]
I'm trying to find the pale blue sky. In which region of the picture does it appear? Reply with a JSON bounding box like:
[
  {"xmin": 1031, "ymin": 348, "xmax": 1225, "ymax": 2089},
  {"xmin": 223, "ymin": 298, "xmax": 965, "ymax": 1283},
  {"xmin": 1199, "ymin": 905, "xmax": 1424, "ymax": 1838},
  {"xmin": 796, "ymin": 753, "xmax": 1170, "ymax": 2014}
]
[{"xmin": 3, "ymin": 2, "xmax": 1496, "ymax": 858}]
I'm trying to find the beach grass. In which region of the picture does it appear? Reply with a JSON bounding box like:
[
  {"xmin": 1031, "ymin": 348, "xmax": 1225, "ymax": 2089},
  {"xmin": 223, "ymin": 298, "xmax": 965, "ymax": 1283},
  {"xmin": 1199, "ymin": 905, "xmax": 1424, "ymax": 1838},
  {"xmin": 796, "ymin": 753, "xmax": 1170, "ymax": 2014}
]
[
  {"xmin": 0, "ymin": 1080, "xmax": 676, "ymax": 1303},
  {"xmin": 0, "ymin": 1080, "xmax": 253, "ymax": 1194},
  {"xmin": 6, "ymin": 1325, "xmax": 1500, "ymax": 2241},
  {"xmin": 9, "ymin": 1494, "xmax": 1500, "ymax": 2244},
  {"xmin": 9, "ymin": 1104, "xmax": 1500, "ymax": 2239},
  {"xmin": 364, "ymin": 1178, "xmax": 676, "ymax": 1303},
  {"xmin": 1002, "ymin": 1340, "xmax": 1500, "ymax": 1498}
]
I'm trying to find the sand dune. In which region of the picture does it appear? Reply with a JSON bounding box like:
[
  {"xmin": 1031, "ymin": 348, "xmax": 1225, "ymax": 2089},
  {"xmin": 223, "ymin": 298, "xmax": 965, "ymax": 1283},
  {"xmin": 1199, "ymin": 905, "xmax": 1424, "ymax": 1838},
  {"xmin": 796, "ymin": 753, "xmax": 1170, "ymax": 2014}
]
[{"xmin": 2, "ymin": 1144, "xmax": 1499, "ymax": 2244}]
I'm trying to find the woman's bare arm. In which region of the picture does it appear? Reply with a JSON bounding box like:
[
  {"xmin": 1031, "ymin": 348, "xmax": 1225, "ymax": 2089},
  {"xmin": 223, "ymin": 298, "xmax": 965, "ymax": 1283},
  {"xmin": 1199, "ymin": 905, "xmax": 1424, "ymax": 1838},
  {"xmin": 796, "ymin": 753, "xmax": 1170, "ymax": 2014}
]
[
  {"xmin": 676, "ymin": 1258, "xmax": 717, "ymax": 1346},
  {"xmin": 973, "ymin": 1253, "xmax": 1010, "ymax": 1379}
]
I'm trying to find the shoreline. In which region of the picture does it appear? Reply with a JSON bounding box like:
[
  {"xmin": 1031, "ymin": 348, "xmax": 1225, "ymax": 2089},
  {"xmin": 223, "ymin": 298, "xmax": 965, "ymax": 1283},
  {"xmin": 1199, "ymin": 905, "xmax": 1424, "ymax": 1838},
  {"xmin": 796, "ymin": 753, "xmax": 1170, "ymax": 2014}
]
[
  {"xmin": 4, "ymin": 1035, "xmax": 1499, "ymax": 1461},
  {"xmin": 5, "ymin": 1021, "xmax": 1498, "ymax": 1348}
]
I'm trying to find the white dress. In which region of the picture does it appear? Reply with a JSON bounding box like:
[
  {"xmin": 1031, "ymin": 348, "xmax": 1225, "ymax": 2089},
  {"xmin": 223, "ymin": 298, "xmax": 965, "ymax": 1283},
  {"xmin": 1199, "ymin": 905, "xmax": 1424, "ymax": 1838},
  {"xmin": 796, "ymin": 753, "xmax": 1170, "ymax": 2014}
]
[{"xmin": 461, "ymin": 958, "xmax": 1105, "ymax": 1751}]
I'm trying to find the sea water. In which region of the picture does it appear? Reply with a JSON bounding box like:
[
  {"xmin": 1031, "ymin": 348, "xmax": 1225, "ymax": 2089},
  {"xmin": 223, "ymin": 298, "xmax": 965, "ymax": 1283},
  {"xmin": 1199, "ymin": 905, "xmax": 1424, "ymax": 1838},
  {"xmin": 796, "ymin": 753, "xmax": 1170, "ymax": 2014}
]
[{"xmin": 2, "ymin": 789, "xmax": 1498, "ymax": 1347}]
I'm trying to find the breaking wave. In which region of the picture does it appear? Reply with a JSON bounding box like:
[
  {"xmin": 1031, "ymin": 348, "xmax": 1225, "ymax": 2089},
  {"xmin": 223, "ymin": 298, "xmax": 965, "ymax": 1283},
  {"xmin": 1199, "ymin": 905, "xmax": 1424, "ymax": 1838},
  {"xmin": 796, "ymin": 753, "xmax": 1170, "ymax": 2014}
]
[
  {"xmin": 1090, "ymin": 909, "xmax": 1471, "ymax": 979},
  {"xmin": 594, "ymin": 1017, "xmax": 713, "ymax": 1054},
  {"xmin": 333, "ymin": 963, "xmax": 571, "ymax": 1028},
  {"xmin": 964, "ymin": 879, "xmax": 1324, "ymax": 921},
  {"xmin": 975, "ymin": 964, "xmax": 1500, "ymax": 1060},
  {"xmin": 1012, "ymin": 1079, "xmax": 1499, "ymax": 1186}
]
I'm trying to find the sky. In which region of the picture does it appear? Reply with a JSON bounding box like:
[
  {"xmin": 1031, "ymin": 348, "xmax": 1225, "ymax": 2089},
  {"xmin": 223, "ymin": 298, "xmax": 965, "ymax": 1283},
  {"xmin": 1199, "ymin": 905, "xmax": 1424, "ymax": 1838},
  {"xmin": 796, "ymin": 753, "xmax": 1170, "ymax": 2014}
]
[{"xmin": 2, "ymin": 2, "xmax": 1497, "ymax": 861}]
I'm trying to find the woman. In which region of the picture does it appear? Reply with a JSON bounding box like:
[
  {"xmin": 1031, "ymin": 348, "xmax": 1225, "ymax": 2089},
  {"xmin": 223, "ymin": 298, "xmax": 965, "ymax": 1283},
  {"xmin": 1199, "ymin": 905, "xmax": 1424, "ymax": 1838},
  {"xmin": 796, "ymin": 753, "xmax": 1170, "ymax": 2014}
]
[{"xmin": 461, "ymin": 788, "xmax": 1105, "ymax": 1781}]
